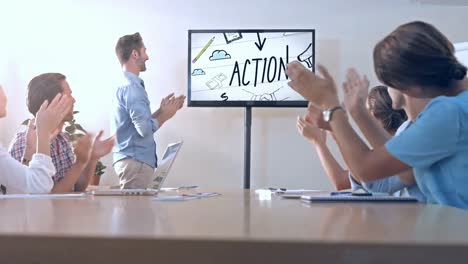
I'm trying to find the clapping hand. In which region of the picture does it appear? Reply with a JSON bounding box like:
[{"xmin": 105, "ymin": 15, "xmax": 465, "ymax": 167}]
[
  {"xmin": 342, "ymin": 68, "xmax": 370, "ymax": 115},
  {"xmin": 155, "ymin": 93, "xmax": 186, "ymax": 125},
  {"xmin": 90, "ymin": 130, "xmax": 115, "ymax": 160},
  {"xmin": 297, "ymin": 115, "xmax": 327, "ymax": 146},
  {"xmin": 35, "ymin": 93, "xmax": 73, "ymax": 138},
  {"xmin": 287, "ymin": 62, "xmax": 340, "ymax": 109}
]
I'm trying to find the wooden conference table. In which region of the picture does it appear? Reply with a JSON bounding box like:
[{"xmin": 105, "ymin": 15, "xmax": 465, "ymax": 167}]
[{"xmin": 0, "ymin": 189, "xmax": 468, "ymax": 264}]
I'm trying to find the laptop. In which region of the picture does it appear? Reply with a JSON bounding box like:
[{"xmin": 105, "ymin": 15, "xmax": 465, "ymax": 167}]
[
  {"xmin": 151, "ymin": 141, "xmax": 183, "ymax": 191},
  {"xmin": 91, "ymin": 141, "xmax": 183, "ymax": 196}
]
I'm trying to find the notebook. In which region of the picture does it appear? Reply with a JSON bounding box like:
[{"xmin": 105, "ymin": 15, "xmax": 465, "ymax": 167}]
[{"xmin": 91, "ymin": 141, "xmax": 183, "ymax": 196}]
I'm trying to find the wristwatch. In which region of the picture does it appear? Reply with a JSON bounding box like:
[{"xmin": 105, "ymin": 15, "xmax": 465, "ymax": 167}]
[{"xmin": 322, "ymin": 106, "xmax": 344, "ymax": 122}]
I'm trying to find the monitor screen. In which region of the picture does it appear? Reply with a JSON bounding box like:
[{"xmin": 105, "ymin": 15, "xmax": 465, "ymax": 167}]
[{"xmin": 188, "ymin": 29, "xmax": 315, "ymax": 107}]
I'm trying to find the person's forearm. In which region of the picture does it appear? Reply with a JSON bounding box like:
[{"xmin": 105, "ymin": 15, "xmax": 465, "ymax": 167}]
[
  {"xmin": 350, "ymin": 107, "xmax": 391, "ymax": 148},
  {"xmin": 329, "ymin": 111, "xmax": 406, "ymax": 182},
  {"xmin": 36, "ymin": 129, "xmax": 51, "ymax": 157},
  {"xmin": 153, "ymin": 111, "xmax": 166, "ymax": 129},
  {"xmin": 155, "ymin": 116, "xmax": 165, "ymax": 128},
  {"xmin": 89, "ymin": 174, "xmax": 101, "ymax": 186},
  {"xmin": 50, "ymin": 162, "xmax": 87, "ymax": 193},
  {"xmin": 74, "ymin": 158, "xmax": 98, "ymax": 191},
  {"xmin": 22, "ymin": 144, "xmax": 36, "ymax": 165},
  {"xmin": 151, "ymin": 108, "xmax": 160, "ymax": 119},
  {"xmin": 350, "ymin": 108, "xmax": 416, "ymax": 186},
  {"xmin": 314, "ymin": 143, "xmax": 350, "ymax": 190}
]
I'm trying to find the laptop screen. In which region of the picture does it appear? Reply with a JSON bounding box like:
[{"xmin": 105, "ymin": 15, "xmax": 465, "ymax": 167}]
[
  {"xmin": 152, "ymin": 141, "xmax": 183, "ymax": 190},
  {"xmin": 162, "ymin": 143, "xmax": 180, "ymax": 160}
]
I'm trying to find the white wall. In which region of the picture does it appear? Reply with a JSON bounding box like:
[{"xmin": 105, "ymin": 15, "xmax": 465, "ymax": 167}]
[
  {"xmin": 455, "ymin": 42, "xmax": 468, "ymax": 65},
  {"xmin": 0, "ymin": 0, "xmax": 467, "ymax": 190}
]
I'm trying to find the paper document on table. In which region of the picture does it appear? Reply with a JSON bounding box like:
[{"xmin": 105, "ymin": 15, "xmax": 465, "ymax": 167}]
[
  {"xmin": 159, "ymin": 186, "xmax": 200, "ymax": 192},
  {"xmin": 153, "ymin": 192, "xmax": 220, "ymax": 201}
]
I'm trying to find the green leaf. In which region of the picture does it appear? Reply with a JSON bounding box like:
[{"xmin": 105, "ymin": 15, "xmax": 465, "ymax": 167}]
[
  {"xmin": 95, "ymin": 160, "xmax": 106, "ymax": 176},
  {"xmin": 22, "ymin": 119, "xmax": 30, "ymax": 126},
  {"xmin": 65, "ymin": 125, "xmax": 76, "ymax": 134},
  {"xmin": 74, "ymin": 124, "xmax": 87, "ymax": 133},
  {"xmin": 69, "ymin": 134, "xmax": 84, "ymax": 142}
]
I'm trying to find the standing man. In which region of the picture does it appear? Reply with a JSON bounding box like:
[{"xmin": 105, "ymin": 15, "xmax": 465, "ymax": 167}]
[{"xmin": 113, "ymin": 32, "xmax": 184, "ymax": 189}]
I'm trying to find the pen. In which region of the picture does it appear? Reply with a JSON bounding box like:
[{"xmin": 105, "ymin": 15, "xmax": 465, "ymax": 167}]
[
  {"xmin": 351, "ymin": 192, "xmax": 372, "ymax": 196},
  {"xmin": 192, "ymin": 36, "xmax": 215, "ymax": 63},
  {"xmin": 330, "ymin": 191, "xmax": 352, "ymax": 196}
]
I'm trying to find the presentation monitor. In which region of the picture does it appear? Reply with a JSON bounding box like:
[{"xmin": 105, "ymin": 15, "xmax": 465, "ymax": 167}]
[{"xmin": 188, "ymin": 29, "xmax": 315, "ymax": 107}]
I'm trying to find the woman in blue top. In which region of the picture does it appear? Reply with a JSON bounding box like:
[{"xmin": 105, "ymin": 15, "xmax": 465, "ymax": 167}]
[{"xmin": 287, "ymin": 21, "xmax": 468, "ymax": 209}]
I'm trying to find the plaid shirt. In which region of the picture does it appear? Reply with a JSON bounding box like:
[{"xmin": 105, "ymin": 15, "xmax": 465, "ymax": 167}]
[{"xmin": 8, "ymin": 131, "xmax": 75, "ymax": 183}]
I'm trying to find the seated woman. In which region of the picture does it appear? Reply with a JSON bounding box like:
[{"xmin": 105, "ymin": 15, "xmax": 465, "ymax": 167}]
[{"xmin": 289, "ymin": 21, "xmax": 468, "ymax": 209}]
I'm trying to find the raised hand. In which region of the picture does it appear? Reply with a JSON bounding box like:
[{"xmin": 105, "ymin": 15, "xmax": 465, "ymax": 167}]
[
  {"xmin": 74, "ymin": 134, "xmax": 93, "ymax": 165},
  {"xmin": 305, "ymin": 102, "xmax": 332, "ymax": 131},
  {"xmin": 287, "ymin": 62, "xmax": 339, "ymax": 108},
  {"xmin": 90, "ymin": 130, "xmax": 115, "ymax": 160},
  {"xmin": 35, "ymin": 93, "xmax": 73, "ymax": 137},
  {"xmin": 174, "ymin": 95, "xmax": 186, "ymax": 110},
  {"xmin": 160, "ymin": 93, "xmax": 175, "ymax": 107},
  {"xmin": 343, "ymin": 68, "xmax": 370, "ymax": 114},
  {"xmin": 297, "ymin": 115, "xmax": 327, "ymax": 146},
  {"xmin": 155, "ymin": 93, "xmax": 185, "ymax": 126}
]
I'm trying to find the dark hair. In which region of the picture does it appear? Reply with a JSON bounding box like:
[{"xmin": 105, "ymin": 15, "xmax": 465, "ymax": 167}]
[
  {"xmin": 367, "ymin": 85, "xmax": 407, "ymax": 135},
  {"xmin": 27, "ymin": 73, "xmax": 66, "ymax": 116},
  {"xmin": 115, "ymin": 32, "xmax": 143, "ymax": 65},
  {"xmin": 374, "ymin": 21, "xmax": 466, "ymax": 90}
]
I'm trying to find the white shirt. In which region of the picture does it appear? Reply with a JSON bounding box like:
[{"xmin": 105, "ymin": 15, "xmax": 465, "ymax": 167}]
[{"xmin": 0, "ymin": 145, "xmax": 55, "ymax": 194}]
